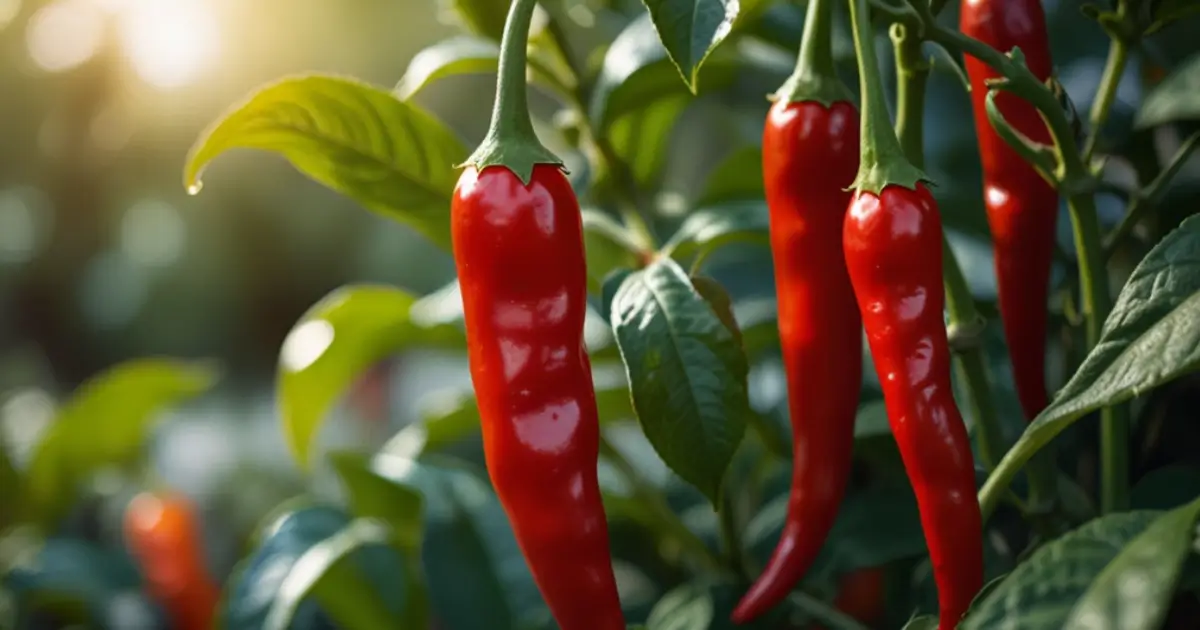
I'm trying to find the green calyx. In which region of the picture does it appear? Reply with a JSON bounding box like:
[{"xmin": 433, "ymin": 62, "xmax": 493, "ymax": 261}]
[
  {"xmin": 772, "ymin": 0, "xmax": 853, "ymax": 106},
  {"xmin": 846, "ymin": 0, "xmax": 929, "ymax": 195},
  {"xmin": 461, "ymin": 0, "xmax": 563, "ymax": 184}
]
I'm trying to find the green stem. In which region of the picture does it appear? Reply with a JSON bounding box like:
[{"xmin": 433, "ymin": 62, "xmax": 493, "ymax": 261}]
[
  {"xmin": 787, "ymin": 591, "xmax": 872, "ymax": 630},
  {"xmin": 1103, "ymin": 131, "xmax": 1200, "ymax": 258},
  {"xmin": 1066, "ymin": 192, "xmax": 1126, "ymax": 512},
  {"xmin": 465, "ymin": 0, "xmax": 562, "ymax": 183},
  {"xmin": 598, "ymin": 437, "xmax": 721, "ymax": 570},
  {"xmin": 776, "ymin": 0, "xmax": 852, "ymax": 105},
  {"xmin": 891, "ymin": 22, "xmax": 928, "ymax": 167},
  {"xmin": 848, "ymin": 0, "xmax": 928, "ymax": 193},
  {"xmin": 718, "ymin": 492, "xmax": 746, "ymax": 579},
  {"xmin": 1082, "ymin": 40, "xmax": 1130, "ymax": 163}
]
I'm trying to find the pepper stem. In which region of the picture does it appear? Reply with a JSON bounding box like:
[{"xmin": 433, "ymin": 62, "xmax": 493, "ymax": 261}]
[
  {"xmin": 773, "ymin": 0, "xmax": 852, "ymax": 106},
  {"xmin": 846, "ymin": 0, "xmax": 927, "ymax": 194},
  {"xmin": 462, "ymin": 0, "xmax": 562, "ymax": 184}
]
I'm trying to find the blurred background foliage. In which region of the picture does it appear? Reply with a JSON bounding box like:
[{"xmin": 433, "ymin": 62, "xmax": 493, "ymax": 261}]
[{"xmin": 1, "ymin": 0, "xmax": 1200, "ymax": 625}]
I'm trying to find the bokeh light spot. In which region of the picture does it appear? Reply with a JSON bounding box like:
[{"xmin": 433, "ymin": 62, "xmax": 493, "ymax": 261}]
[
  {"xmin": 120, "ymin": 199, "xmax": 187, "ymax": 267},
  {"xmin": 0, "ymin": 0, "xmax": 21, "ymax": 31},
  {"xmin": 26, "ymin": 0, "xmax": 105, "ymax": 72},
  {"xmin": 117, "ymin": 0, "xmax": 219, "ymax": 89}
]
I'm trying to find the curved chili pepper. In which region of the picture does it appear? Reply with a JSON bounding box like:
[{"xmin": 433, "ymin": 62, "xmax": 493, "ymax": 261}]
[
  {"xmin": 961, "ymin": 0, "xmax": 1057, "ymax": 420},
  {"xmin": 732, "ymin": 0, "xmax": 861, "ymax": 623},
  {"xmin": 450, "ymin": 1, "xmax": 623, "ymax": 628},
  {"xmin": 843, "ymin": 184, "xmax": 983, "ymax": 629},
  {"xmin": 843, "ymin": 0, "xmax": 983, "ymax": 626},
  {"xmin": 123, "ymin": 492, "xmax": 219, "ymax": 630}
]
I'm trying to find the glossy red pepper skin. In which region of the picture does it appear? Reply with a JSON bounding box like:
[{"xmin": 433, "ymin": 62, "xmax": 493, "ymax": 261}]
[
  {"xmin": 123, "ymin": 492, "xmax": 219, "ymax": 630},
  {"xmin": 451, "ymin": 164, "xmax": 624, "ymax": 630},
  {"xmin": 961, "ymin": 0, "xmax": 1057, "ymax": 419},
  {"xmin": 732, "ymin": 100, "xmax": 862, "ymax": 624},
  {"xmin": 843, "ymin": 184, "xmax": 983, "ymax": 630}
]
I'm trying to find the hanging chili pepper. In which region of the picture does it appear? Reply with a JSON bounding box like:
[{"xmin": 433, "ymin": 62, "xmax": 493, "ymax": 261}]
[
  {"xmin": 842, "ymin": 1, "xmax": 983, "ymax": 628},
  {"xmin": 731, "ymin": 0, "xmax": 861, "ymax": 623},
  {"xmin": 123, "ymin": 492, "xmax": 219, "ymax": 630},
  {"xmin": 450, "ymin": 1, "xmax": 624, "ymax": 628},
  {"xmin": 961, "ymin": 0, "xmax": 1057, "ymax": 420}
]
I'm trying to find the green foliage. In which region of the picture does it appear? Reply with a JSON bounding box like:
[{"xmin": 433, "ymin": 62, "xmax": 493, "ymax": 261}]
[
  {"xmin": 276, "ymin": 285, "xmax": 464, "ymax": 469},
  {"xmin": 1136, "ymin": 51, "xmax": 1200, "ymax": 128},
  {"xmin": 185, "ymin": 76, "xmax": 468, "ymax": 250},
  {"xmin": 20, "ymin": 359, "xmax": 216, "ymax": 529},
  {"xmin": 611, "ymin": 258, "xmax": 750, "ymax": 504},
  {"xmin": 640, "ymin": 0, "xmax": 740, "ymax": 91}
]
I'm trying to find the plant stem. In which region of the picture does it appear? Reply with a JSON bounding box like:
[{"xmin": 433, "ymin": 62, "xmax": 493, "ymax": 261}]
[
  {"xmin": 598, "ymin": 436, "xmax": 721, "ymax": 570},
  {"xmin": 776, "ymin": 0, "xmax": 852, "ymax": 105},
  {"xmin": 1082, "ymin": 40, "xmax": 1130, "ymax": 163},
  {"xmin": 1103, "ymin": 131, "xmax": 1200, "ymax": 258},
  {"xmin": 718, "ymin": 491, "xmax": 747, "ymax": 579},
  {"xmin": 891, "ymin": 23, "xmax": 928, "ymax": 168}
]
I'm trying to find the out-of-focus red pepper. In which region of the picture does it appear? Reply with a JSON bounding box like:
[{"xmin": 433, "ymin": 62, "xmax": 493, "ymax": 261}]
[
  {"xmin": 961, "ymin": 0, "xmax": 1057, "ymax": 420},
  {"xmin": 124, "ymin": 491, "xmax": 219, "ymax": 630}
]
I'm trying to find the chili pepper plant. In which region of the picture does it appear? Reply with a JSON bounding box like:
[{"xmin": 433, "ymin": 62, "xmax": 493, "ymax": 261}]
[{"xmin": 4, "ymin": 0, "xmax": 1200, "ymax": 628}]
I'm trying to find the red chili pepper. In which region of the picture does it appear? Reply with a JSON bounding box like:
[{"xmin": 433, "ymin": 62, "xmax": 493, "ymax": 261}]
[
  {"xmin": 844, "ymin": 184, "xmax": 983, "ymax": 629},
  {"xmin": 843, "ymin": 1, "xmax": 983, "ymax": 628},
  {"xmin": 810, "ymin": 567, "xmax": 888, "ymax": 630},
  {"xmin": 732, "ymin": 0, "xmax": 861, "ymax": 623},
  {"xmin": 961, "ymin": 0, "xmax": 1057, "ymax": 420},
  {"xmin": 450, "ymin": 1, "xmax": 623, "ymax": 628},
  {"xmin": 124, "ymin": 492, "xmax": 219, "ymax": 630}
]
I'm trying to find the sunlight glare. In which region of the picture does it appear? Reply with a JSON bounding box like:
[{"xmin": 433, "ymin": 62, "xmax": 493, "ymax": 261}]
[
  {"xmin": 26, "ymin": 0, "xmax": 105, "ymax": 72},
  {"xmin": 0, "ymin": 0, "xmax": 20, "ymax": 31},
  {"xmin": 117, "ymin": 0, "xmax": 219, "ymax": 89}
]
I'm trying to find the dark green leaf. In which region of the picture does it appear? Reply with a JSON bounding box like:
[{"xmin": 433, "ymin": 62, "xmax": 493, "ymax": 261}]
[
  {"xmin": 328, "ymin": 452, "xmax": 425, "ymax": 553},
  {"xmin": 641, "ymin": 0, "xmax": 740, "ymax": 91},
  {"xmin": 395, "ymin": 37, "xmax": 499, "ymax": 100},
  {"xmin": 1135, "ymin": 51, "xmax": 1200, "ymax": 129},
  {"xmin": 611, "ymin": 258, "xmax": 750, "ymax": 503},
  {"xmin": 278, "ymin": 285, "xmax": 464, "ymax": 469},
  {"xmin": 590, "ymin": 14, "xmax": 737, "ymax": 130},
  {"xmin": 1131, "ymin": 464, "xmax": 1200, "ymax": 510},
  {"xmin": 663, "ymin": 202, "xmax": 770, "ymax": 263},
  {"xmin": 22, "ymin": 360, "xmax": 216, "ymax": 529},
  {"xmin": 222, "ymin": 506, "xmax": 413, "ymax": 630},
  {"xmin": 368, "ymin": 455, "xmax": 548, "ymax": 630},
  {"xmin": 185, "ymin": 75, "xmax": 467, "ymax": 250},
  {"xmin": 1147, "ymin": 0, "xmax": 1200, "ymax": 34},
  {"xmin": 744, "ymin": 486, "xmax": 926, "ymax": 578},
  {"xmin": 1063, "ymin": 497, "xmax": 1200, "ymax": 630},
  {"xmin": 690, "ymin": 276, "xmax": 744, "ymax": 354},
  {"xmin": 646, "ymin": 582, "xmax": 712, "ymax": 630},
  {"xmin": 989, "ymin": 216, "xmax": 1200, "ymax": 495},
  {"xmin": 696, "ymin": 146, "xmax": 765, "ymax": 206},
  {"xmin": 437, "ymin": 0, "xmax": 511, "ymax": 41},
  {"xmin": 583, "ymin": 209, "xmax": 644, "ymax": 294},
  {"xmin": 961, "ymin": 511, "xmax": 1162, "ymax": 629},
  {"xmin": 3, "ymin": 536, "xmax": 139, "ymax": 625}
]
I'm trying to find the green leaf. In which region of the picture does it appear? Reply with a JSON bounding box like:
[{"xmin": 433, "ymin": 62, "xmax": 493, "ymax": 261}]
[
  {"xmin": 608, "ymin": 95, "xmax": 690, "ymax": 188},
  {"xmin": 662, "ymin": 202, "xmax": 770, "ymax": 262},
  {"xmin": 278, "ymin": 285, "xmax": 465, "ymax": 470},
  {"xmin": 266, "ymin": 519, "xmax": 404, "ymax": 630},
  {"xmin": 1131, "ymin": 464, "xmax": 1200, "ymax": 510},
  {"xmin": 641, "ymin": 0, "xmax": 740, "ymax": 91},
  {"xmin": 395, "ymin": 37, "xmax": 500, "ymax": 100},
  {"xmin": 695, "ymin": 146, "xmax": 765, "ymax": 206},
  {"xmin": 3, "ymin": 537, "xmax": 139, "ymax": 624},
  {"xmin": 987, "ymin": 216, "xmax": 1200, "ymax": 497},
  {"xmin": 21, "ymin": 359, "xmax": 216, "ymax": 529},
  {"xmin": 690, "ymin": 276, "xmax": 745, "ymax": 354},
  {"xmin": 583, "ymin": 209, "xmax": 644, "ymax": 294},
  {"xmin": 1146, "ymin": 0, "xmax": 1200, "ymax": 34},
  {"xmin": 611, "ymin": 258, "xmax": 750, "ymax": 503},
  {"xmin": 222, "ymin": 506, "xmax": 413, "ymax": 630},
  {"xmin": 438, "ymin": 0, "xmax": 511, "ymax": 41},
  {"xmin": 590, "ymin": 14, "xmax": 737, "ymax": 130},
  {"xmin": 961, "ymin": 510, "xmax": 1162, "ymax": 629},
  {"xmin": 328, "ymin": 452, "xmax": 425, "ymax": 553},
  {"xmin": 1135, "ymin": 51, "xmax": 1200, "ymax": 129},
  {"xmin": 646, "ymin": 582, "xmax": 713, "ymax": 630},
  {"xmin": 1063, "ymin": 496, "xmax": 1200, "ymax": 630},
  {"xmin": 368, "ymin": 455, "xmax": 548, "ymax": 630},
  {"xmin": 185, "ymin": 75, "xmax": 467, "ymax": 250}
]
